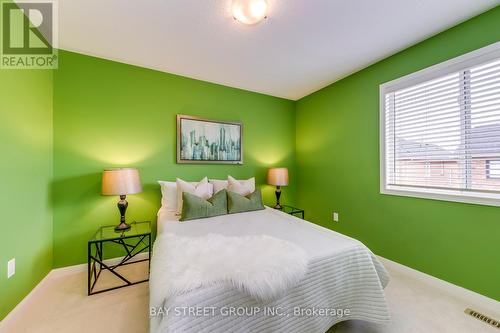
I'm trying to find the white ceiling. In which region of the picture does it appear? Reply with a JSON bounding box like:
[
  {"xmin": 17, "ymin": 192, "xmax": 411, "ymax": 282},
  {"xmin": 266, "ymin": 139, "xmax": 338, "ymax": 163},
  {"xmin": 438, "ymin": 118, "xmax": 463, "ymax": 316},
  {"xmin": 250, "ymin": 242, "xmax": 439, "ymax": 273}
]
[{"xmin": 58, "ymin": 0, "xmax": 500, "ymax": 100}]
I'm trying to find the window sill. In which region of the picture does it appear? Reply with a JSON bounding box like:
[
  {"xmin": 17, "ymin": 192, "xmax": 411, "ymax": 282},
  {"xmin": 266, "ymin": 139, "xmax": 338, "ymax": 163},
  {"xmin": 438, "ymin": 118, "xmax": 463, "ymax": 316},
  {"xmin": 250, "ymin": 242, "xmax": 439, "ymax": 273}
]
[{"xmin": 380, "ymin": 185, "xmax": 500, "ymax": 207}]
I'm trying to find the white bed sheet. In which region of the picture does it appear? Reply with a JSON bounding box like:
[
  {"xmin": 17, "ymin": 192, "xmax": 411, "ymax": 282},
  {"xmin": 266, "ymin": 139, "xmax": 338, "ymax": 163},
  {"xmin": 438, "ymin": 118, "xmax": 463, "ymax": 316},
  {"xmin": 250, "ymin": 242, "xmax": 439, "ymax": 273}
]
[
  {"xmin": 151, "ymin": 207, "xmax": 390, "ymax": 333},
  {"xmin": 157, "ymin": 208, "xmax": 364, "ymax": 256}
]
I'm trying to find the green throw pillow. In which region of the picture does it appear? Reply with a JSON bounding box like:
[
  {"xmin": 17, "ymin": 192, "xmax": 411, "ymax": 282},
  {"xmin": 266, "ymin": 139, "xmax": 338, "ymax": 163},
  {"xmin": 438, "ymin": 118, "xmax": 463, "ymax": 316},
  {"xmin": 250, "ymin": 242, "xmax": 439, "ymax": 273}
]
[
  {"xmin": 180, "ymin": 189, "xmax": 228, "ymax": 221},
  {"xmin": 227, "ymin": 189, "xmax": 265, "ymax": 214}
]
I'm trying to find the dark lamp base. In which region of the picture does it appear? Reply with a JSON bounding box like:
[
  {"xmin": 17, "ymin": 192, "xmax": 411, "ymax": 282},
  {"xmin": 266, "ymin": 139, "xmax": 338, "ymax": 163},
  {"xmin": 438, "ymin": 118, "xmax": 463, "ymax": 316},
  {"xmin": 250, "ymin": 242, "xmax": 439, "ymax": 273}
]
[
  {"xmin": 274, "ymin": 186, "xmax": 283, "ymax": 210},
  {"xmin": 114, "ymin": 222, "xmax": 131, "ymax": 232},
  {"xmin": 115, "ymin": 195, "xmax": 131, "ymax": 232}
]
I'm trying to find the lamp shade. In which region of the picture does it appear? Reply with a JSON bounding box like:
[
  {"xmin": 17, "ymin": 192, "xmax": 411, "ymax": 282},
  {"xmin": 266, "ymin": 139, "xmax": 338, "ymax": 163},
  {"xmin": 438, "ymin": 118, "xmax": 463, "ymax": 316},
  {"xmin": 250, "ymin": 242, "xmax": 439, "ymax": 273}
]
[
  {"xmin": 267, "ymin": 168, "xmax": 289, "ymax": 186},
  {"xmin": 102, "ymin": 168, "xmax": 142, "ymax": 196}
]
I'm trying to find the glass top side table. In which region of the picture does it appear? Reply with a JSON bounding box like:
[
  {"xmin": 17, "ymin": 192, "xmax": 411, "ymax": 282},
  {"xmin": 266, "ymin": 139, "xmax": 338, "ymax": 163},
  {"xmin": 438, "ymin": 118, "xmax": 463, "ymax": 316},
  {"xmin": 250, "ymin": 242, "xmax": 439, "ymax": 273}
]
[{"xmin": 88, "ymin": 221, "xmax": 151, "ymax": 295}]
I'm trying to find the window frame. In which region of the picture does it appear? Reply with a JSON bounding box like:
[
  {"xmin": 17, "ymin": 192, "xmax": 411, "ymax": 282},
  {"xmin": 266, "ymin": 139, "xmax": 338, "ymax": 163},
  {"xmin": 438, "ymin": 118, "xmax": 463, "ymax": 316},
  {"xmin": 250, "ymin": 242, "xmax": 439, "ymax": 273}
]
[{"xmin": 380, "ymin": 41, "xmax": 500, "ymax": 207}]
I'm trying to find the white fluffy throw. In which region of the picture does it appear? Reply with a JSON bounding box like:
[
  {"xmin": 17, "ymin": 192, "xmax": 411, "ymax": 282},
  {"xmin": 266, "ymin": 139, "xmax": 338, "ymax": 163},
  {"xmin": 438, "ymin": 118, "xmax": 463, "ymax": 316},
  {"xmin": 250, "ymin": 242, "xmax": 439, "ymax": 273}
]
[{"xmin": 150, "ymin": 233, "xmax": 309, "ymax": 306}]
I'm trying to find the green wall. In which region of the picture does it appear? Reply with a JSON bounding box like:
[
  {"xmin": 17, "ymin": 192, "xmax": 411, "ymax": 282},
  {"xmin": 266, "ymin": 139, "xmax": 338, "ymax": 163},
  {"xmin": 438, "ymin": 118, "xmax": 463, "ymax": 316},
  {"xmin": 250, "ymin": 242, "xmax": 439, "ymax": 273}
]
[
  {"xmin": 52, "ymin": 50, "xmax": 296, "ymax": 267},
  {"xmin": 296, "ymin": 6, "xmax": 500, "ymax": 300},
  {"xmin": 0, "ymin": 69, "xmax": 53, "ymax": 319}
]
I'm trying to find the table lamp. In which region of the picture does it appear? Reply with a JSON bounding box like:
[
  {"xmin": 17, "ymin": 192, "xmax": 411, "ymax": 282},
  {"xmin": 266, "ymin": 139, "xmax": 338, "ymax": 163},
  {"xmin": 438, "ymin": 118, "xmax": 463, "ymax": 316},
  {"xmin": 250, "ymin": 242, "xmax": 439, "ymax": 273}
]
[
  {"xmin": 267, "ymin": 167, "xmax": 288, "ymax": 209},
  {"xmin": 102, "ymin": 168, "xmax": 142, "ymax": 231}
]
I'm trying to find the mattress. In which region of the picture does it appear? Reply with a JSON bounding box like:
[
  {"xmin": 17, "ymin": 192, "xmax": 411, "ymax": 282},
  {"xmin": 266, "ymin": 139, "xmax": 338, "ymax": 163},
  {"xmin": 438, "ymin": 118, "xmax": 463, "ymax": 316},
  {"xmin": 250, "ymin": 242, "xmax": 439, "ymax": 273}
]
[{"xmin": 151, "ymin": 207, "xmax": 390, "ymax": 333}]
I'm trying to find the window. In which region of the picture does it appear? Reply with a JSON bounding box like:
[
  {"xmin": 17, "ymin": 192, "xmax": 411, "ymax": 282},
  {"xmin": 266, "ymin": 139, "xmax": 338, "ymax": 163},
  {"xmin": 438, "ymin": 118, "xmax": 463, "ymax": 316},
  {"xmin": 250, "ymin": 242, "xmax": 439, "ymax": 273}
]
[
  {"xmin": 486, "ymin": 160, "xmax": 500, "ymax": 179},
  {"xmin": 380, "ymin": 42, "xmax": 500, "ymax": 206}
]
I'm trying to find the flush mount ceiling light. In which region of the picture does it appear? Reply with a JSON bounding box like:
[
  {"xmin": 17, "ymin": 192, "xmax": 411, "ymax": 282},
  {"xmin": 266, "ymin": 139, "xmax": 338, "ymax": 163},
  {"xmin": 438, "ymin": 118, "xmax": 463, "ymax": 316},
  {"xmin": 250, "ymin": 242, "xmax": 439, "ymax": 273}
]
[{"xmin": 232, "ymin": 0, "xmax": 268, "ymax": 25}]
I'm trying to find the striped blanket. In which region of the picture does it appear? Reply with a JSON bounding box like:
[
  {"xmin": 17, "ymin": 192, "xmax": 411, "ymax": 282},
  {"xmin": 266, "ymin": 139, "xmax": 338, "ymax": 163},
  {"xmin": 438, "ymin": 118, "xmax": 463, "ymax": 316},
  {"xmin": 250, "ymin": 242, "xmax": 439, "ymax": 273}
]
[{"xmin": 150, "ymin": 208, "xmax": 390, "ymax": 333}]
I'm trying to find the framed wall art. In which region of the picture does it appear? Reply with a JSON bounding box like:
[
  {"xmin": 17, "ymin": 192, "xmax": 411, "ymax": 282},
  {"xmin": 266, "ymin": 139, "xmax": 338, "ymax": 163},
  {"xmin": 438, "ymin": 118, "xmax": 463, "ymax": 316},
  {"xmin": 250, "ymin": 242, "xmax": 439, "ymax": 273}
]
[{"xmin": 177, "ymin": 114, "xmax": 243, "ymax": 164}]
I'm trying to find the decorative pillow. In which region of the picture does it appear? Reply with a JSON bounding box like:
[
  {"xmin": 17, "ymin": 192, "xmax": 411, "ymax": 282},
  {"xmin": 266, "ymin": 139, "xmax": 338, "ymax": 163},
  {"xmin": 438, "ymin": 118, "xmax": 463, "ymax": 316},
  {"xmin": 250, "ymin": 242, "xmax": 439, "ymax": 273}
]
[
  {"xmin": 209, "ymin": 179, "xmax": 229, "ymax": 194},
  {"xmin": 159, "ymin": 180, "xmax": 214, "ymax": 212},
  {"xmin": 176, "ymin": 177, "xmax": 213, "ymax": 214},
  {"xmin": 180, "ymin": 190, "xmax": 228, "ymax": 221},
  {"xmin": 227, "ymin": 176, "xmax": 255, "ymax": 196},
  {"xmin": 158, "ymin": 181, "xmax": 178, "ymax": 212},
  {"xmin": 227, "ymin": 189, "xmax": 265, "ymax": 214}
]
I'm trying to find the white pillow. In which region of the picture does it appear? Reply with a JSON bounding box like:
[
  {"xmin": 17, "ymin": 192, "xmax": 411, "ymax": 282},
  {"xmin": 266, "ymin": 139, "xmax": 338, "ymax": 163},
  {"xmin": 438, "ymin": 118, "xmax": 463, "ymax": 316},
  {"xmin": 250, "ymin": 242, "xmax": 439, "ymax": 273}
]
[
  {"xmin": 227, "ymin": 176, "xmax": 255, "ymax": 196},
  {"xmin": 176, "ymin": 177, "xmax": 213, "ymax": 214},
  {"xmin": 209, "ymin": 179, "xmax": 228, "ymax": 194},
  {"xmin": 158, "ymin": 181, "xmax": 178, "ymax": 212},
  {"xmin": 159, "ymin": 179, "xmax": 214, "ymax": 213}
]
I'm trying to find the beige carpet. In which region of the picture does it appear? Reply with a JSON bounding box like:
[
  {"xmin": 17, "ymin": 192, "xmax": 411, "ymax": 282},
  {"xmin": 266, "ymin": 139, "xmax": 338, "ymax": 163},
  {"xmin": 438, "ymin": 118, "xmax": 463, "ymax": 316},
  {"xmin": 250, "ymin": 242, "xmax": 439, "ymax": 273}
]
[{"xmin": 1, "ymin": 260, "xmax": 498, "ymax": 333}]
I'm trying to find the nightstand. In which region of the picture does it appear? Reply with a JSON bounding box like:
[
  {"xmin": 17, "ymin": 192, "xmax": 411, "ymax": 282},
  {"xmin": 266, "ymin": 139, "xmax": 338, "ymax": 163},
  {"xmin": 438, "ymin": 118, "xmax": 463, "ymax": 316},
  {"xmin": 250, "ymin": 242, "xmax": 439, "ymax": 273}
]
[
  {"xmin": 88, "ymin": 221, "xmax": 151, "ymax": 295},
  {"xmin": 279, "ymin": 205, "xmax": 305, "ymax": 219}
]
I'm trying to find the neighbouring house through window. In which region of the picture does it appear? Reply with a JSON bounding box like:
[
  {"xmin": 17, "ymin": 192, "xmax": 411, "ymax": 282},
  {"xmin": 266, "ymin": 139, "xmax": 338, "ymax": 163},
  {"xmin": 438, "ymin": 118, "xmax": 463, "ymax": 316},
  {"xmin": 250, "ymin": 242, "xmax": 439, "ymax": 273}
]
[{"xmin": 487, "ymin": 160, "xmax": 500, "ymax": 179}]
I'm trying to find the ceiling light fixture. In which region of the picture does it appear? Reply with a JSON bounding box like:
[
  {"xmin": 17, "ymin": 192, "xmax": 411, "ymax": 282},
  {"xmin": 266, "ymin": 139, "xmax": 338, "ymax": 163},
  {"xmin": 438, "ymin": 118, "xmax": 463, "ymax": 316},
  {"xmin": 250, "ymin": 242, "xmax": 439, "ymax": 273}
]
[{"xmin": 232, "ymin": 0, "xmax": 268, "ymax": 25}]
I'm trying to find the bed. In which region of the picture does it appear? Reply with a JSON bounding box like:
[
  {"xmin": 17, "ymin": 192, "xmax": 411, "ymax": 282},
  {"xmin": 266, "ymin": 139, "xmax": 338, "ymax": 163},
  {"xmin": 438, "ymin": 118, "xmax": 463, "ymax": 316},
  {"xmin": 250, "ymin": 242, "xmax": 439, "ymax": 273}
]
[{"xmin": 150, "ymin": 207, "xmax": 390, "ymax": 333}]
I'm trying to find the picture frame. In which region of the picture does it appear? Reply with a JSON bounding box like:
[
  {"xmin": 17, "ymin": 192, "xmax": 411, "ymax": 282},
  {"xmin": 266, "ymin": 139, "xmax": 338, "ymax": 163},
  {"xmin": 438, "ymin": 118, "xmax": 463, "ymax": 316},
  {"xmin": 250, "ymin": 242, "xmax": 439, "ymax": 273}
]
[{"xmin": 176, "ymin": 114, "xmax": 243, "ymax": 164}]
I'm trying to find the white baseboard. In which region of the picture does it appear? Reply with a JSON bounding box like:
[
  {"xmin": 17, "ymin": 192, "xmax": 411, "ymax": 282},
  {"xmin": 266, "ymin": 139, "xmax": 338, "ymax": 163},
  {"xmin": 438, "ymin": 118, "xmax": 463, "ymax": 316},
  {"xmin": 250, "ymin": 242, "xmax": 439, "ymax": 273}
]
[
  {"xmin": 0, "ymin": 252, "xmax": 149, "ymax": 329},
  {"xmin": 377, "ymin": 255, "xmax": 500, "ymax": 313},
  {"xmin": 0, "ymin": 269, "xmax": 53, "ymax": 330}
]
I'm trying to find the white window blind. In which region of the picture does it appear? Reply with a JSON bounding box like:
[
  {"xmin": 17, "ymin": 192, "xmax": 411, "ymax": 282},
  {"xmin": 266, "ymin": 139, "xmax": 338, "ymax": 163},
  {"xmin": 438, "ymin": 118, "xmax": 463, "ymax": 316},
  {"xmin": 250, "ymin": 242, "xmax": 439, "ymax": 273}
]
[{"xmin": 381, "ymin": 42, "xmax": 500, "ymax": 206}]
